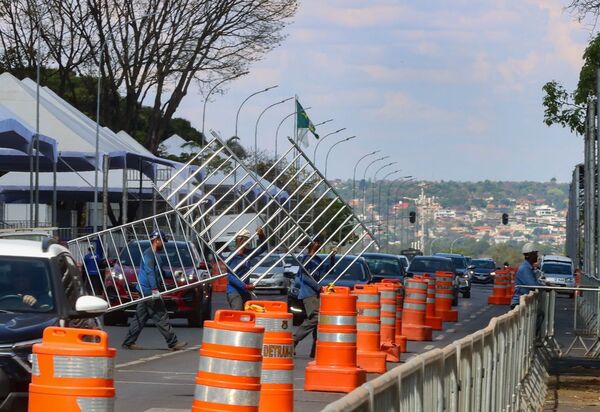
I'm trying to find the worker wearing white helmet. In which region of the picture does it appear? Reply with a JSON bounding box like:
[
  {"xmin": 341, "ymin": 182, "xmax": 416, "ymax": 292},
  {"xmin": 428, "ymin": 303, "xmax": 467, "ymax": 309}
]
[
  {"xmin": 510, "ymin": 242, "xmax": 544, "ymax": 308},
  {"xmin": 225, "ymin": 226, "xmax": 267, "ymax": 310}
]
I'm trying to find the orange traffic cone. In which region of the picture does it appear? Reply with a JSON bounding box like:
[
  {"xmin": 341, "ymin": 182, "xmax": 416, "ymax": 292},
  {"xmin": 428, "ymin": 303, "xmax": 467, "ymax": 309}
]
[
  {"xmin": 435, "ymin": 271, "xmax": 458, "ymax": 322},
  {"xmin": 352, "ymin": 284, "xmax": 387, "ymax": 373},
  {"xmin": 29, "ymin": 327, "xmax": 116, "ymax": 412},
  {"xmin": 424, "ymin": 276, "xmax": 443, "ymax": 330},
  {"xmin": 381, "ymin": 279, "xmax": 408, "ymax": 352},
  {"xmin": 304, "ymin": 286, "xmax": 366, "ymax": 393},
  {"xmin": 245, "ymin": 301, "xmax": 294, "ymax": 412},
  {"xmin": 401, "ymin": 278, "xmax": 433, "ymax": 341},
  {"xmin": 488, "ymin": 270, "xmax": 511, "ymax": 305},
  {"xmin": 376, "ymin": 283, "xmax": 401, "ymax": 362},
  {"xmin": 192, "ymin": 310, "xmax": 264, "ymax": 412}
]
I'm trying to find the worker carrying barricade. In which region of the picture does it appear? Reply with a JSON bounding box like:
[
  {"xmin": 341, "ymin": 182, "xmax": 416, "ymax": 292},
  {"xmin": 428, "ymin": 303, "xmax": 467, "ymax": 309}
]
[
  {"xmin": 305, "ymin": 285, "xmax": 365, "ymax": 393},
  {"xmin": 29, "ymin": 327, "xmax": 116, "ymax": 412},
  {"xmin": 245, "ymin": 301, "xmax": 294, "ymax": 412}
]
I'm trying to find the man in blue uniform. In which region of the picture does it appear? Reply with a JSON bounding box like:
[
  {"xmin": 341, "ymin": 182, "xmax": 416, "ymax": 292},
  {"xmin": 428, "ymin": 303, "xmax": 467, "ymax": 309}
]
[
  {"xmin": 226, "ymin": 226, "xmax": 267, "ymax": 310},
  {"xmin": 122, "ymin": 229, "xmax": 187, "ymax": 351},
  {"xmin": 293, "ymin": 235, "xmax": 336, "ymax": 358},
  {"xmin": 511, "ymin": 242, "xmax": 545, "ymax": 309}
]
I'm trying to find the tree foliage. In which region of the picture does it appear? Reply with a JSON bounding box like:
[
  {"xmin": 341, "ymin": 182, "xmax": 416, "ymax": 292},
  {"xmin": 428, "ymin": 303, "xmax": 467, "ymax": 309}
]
[
  {"xmin": 0, "ymin": 0, "xmax": 297, "ymax": 152},
  {"xmin": 541, "ymin": 30, "xmax": 600, "ymax": 135}
]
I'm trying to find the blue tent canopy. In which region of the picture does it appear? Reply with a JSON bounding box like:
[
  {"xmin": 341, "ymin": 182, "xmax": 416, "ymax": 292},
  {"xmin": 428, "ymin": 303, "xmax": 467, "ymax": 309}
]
[
  {"xmin": 0, "ymin": 149, "xmax": 96, "ymax": 172},
  {"xmin": 0, "ymin": 104, "xmax": 57, "ymax": 162}
]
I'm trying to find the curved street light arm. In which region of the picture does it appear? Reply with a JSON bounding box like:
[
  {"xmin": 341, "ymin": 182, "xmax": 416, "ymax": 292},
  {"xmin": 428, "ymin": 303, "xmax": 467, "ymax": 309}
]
[
  {"xmin": 234, "ymin": 85, "xmax": 278, "ymax": 137},
  {"xmin": 202, "ymin": 71, "xmax": 249, "ymax": 134}
]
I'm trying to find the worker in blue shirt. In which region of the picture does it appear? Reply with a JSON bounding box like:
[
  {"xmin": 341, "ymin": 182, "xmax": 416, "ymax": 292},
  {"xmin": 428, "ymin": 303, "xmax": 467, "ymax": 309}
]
[
  {"xmin": 226, "ymin": 226, "xmax": 267, "ymax": 310},
  {"xmin": 511, "ymin": 242, "xmax": 545, "ymax": 308},
  {"xmin": 122, "ymin": 229, "xmax": 187, "ymax": 351},
  {"xmin": 293, "ymin": 234, "xmax": 336, "ymax": 358}
]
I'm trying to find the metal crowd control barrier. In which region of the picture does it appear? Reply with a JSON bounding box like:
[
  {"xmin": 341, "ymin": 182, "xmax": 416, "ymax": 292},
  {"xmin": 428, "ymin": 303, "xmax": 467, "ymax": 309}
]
[
  {"xmin": 322, "ymin": 292, "xmax": 547, "ymax": 412},
  {"xmin": 569, "ymin": 275, "xmax": 600, "ymax": 356},
  {"xmin": 68, "ymin": 209, "xmax": 221, "ymax": 312},
  {"xmin": 153, "ymin": 131, "xmax": 379, "ymax": 288}
]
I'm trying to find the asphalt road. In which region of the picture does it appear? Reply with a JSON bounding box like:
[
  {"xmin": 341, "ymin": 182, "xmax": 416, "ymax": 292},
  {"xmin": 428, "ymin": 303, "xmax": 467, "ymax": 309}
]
[{"xmin": 105, "ymin": 282, "xmax": 511, "ymax": 412}]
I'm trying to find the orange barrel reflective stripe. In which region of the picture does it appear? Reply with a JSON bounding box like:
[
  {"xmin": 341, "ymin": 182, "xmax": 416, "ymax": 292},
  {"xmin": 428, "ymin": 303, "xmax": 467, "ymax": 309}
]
[
  {"xmin": 375, "ymin": 283, "xmax": 401, "ymax": 362},
  {"xmin": 488, "ymin": 270, "xmax": 511, "ymax": 305},
  {"xmin": 192, "ymin": 310, "xmax": 265, "ymax": 412},
  {"xmin": 424, "ymin": 275, "xmax": 443, "ymax": 330},
  {"xmin": 401, "ymin": 278, "xmax": 433, "ymax": 341},
  {"xmin": 29, "ymin": 327, "xmax": 116, "ymax": 412},
  {"xmin": 381, "ymin": 279, "xmax": 407, "ymax": 352},
  {"xmin": 210, "ymin": 260, "xmax": 228, "ymax": 292},
  {"xmin": 352, "ymin": 284, "xmax": 386, "ymax": 373},
  {"xmin": 305, "ymin": 286, "xmax": 366, "ymax": 393},
  {"xmin": 244, "ymin": 300, "xmax": 293, "ymax": 412},
  {"xmin": 435, "ymin": 271, "xmax": 458, "ymax": 322}
]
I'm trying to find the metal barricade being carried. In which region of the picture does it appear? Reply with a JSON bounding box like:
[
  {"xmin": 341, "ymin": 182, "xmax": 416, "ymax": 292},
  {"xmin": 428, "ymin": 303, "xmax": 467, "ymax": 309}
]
[{"xmin": 152, "ymin": 132, "xmax": 379, "ymax": 290}]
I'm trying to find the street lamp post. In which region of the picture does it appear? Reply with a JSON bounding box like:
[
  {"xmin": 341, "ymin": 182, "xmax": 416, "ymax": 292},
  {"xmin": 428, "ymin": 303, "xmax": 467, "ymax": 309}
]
[
  {"xmin": 254, "ymin": 97, "xmax": 293, "ymax": 173},
  {"xmin": 450, "ymin": 236, "xmax": 467, "ymax": 254},
  {"xmin": 313, "ymin": 128, "xmax": 346, "ymax": 164},
  {"xmin": 324, "ymin": 136, "xmax": 357, "ymax": 178},
  {"xmin": 371, "ymin": 162, "xmax": 397, "ymax": 224},
  {"xmin": 430, "ymin": 237, "xmax": 443, "ymax": 254},
  {"xmin": 352, "ymin": 151, "xmax": 380, "ymax": 210},
  {"xmin": 377, "ymin": 169, "xmax": 401, "ymax": 246},
  {"xmin": 362, "ymin": 156, "xmax": 389, "ymax": 219},
  {"xmin": 399, "ymin": 194, "xmax": 418, "ymax": 250},
  {"xmin": 234, "ymin": 85, "xmax": 278, "ymax": 138},
  {"xmin": 202, "ymin": 71, "xmax": 249, "ymax": 135},
  {"xmin": 387, "ymin": 177, "xmax": 413, "ymax": 251}
]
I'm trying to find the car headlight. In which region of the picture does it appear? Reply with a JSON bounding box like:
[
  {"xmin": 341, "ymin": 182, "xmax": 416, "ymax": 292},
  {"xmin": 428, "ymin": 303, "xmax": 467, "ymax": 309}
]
[
  {"xmin": 111, "ymin": 271, "xmax": 124, "ymax": 281},
  {"xmin": 490, "ymin": 271, "xmax": 496, "ymax": 276}
]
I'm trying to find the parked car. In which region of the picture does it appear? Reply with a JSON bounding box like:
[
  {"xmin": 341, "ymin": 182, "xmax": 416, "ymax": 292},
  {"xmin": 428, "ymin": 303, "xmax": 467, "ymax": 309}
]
[
  {"xmin": 288, "ymin": 255, "xmax": 372, "ymax": 324},
  {"xmin": 362, "ymin": 252, "xmax": 406, "ymax": 282},
  {"xmin": 540, "ymin": 261, "xmax": 575, "ymax": 297},
  {"xmin": 434, "ymin": 253, "xmax": 472, "ymax": 298},
  {"xmin": 0, "ymin": 238, "xmax": 108, "ymax": 412},
  {"xmin": 470, "ymin": 258, "xmax": 497, "ymax": 284},
  {"xmin": 247, "ymin": 254, "xmax": 296, "ymax": 295},
  {"xmin": 105, "ymin": 240, "xmax": 212, "ymax": 327},
  {"xmin": 406, "ymin": 255, "xmax": 460, "ymax": 305}
]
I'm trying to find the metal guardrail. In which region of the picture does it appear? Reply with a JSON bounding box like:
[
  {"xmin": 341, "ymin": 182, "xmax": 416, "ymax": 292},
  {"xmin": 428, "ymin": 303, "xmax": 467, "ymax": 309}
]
[
  {"xmin": 572, "ymin": 274, "xmax": 600, "ymax": 355},
  {"xmin": 323, "ymin": 292, "xmax": 547, "ymax": 412}
]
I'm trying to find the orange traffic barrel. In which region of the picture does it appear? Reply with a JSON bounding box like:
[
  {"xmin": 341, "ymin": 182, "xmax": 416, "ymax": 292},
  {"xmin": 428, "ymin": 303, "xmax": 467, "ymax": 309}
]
[
  {"xmin": 193, "ymin": 310, "xmax": 265, "ymax": 412},
  {"xmin": 424, "ymin": 276, "xmax": 443, "ymax": 330},
  {"xmin": 435, "ymin": 271, "xmax": 458, "ymax": 322},
  {"xmin": 245, "ymin": 300, "xmax": 294, "ymax": 412},
  {"xmin": 211, "ymin": 260, "xmax": 228, "ymax": 292},
  {"xmin": 401, "ymin": 278, "xmax": 433, "ymax": 341},
  {"xmin": 381, "ymin": 279, "xmax": 407, "ymax": 352},
  {"xmin": 29, "ymin": 327, "xmax": 116, "ymax": 412},
  {"xmin": 352, "ymin": 284, "xmax": 386, "ymax": 373},
  {"xmin": 305, "ymin": 286, "xmax": 366, "ymax": 393},
  {"xmin": 376, "ymin": 283, "xmax": 401, "ymax": 362},
  {"xmin": 488, "ymin": 270, "xmax": 511, "ymax": 305}
]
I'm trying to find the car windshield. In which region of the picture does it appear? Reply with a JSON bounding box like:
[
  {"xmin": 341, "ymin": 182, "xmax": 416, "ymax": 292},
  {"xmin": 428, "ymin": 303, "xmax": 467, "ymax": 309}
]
[
  {"xmin": 409, "ymin": 258, "xmax": 453, "ymax": 273},
  {"xmin": 472, "ymin": 260, "xmax": 495, "ymax": 269},
  {"xmin": 0, "ymin": 257, "xmax": 55, "ymax": 313},
  {"xmin": 451, "ymin": 257, "xmax": 467, "ymax": 269},
  {"xmin": 364, "ymin": 256, "xmax": 402, "ymax": 276},
  {"xmin": 320, "ymin": 258, "xmax": 366, "ymax": 282},
  {"xmin": 119, "ymin": 242, "xmax": 197, "ymax": 267},
  {"xmin": 542, "ymin": 263, "xmax": 572, "ymax": 275}
]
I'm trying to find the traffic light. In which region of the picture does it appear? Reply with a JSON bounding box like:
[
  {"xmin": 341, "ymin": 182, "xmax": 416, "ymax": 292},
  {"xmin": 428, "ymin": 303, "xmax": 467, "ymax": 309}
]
[
  {"xmin": 502, "ymin": 213, "xmax": 509, "ymax": 225},
  {"xmin": 409, "ymin": 211, "xmax": 416, "ymax": 224}
]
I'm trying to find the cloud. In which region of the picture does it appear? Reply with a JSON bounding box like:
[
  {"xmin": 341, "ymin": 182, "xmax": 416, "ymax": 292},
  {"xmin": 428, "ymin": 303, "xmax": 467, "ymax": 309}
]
[
  {"xmin": 496, "ymin": 52, "xmax": 542, "ymax": 92},
  {"xmin": 368, "ymin": 91, "xmax": 456, "ymax": 122},
  {"xmin": 317, "ymin": 3, "xmax": 409, "ymax": 28}
]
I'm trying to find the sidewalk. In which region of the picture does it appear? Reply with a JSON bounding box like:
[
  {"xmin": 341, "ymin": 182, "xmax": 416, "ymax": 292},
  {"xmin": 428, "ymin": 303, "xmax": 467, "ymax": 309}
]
[{"xmin": 543, "ymin": 374, "xmax": 600, "ymax": 411}]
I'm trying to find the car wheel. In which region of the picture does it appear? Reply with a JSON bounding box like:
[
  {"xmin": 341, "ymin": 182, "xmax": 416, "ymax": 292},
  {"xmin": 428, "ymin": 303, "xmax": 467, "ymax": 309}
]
[
  {"xmin": 103, "ymin": 310, "xmax": 128, "ymax": 326},
  {"xmin": 462, "ymin": 291, "xmax": 471, "ymax": 299}
]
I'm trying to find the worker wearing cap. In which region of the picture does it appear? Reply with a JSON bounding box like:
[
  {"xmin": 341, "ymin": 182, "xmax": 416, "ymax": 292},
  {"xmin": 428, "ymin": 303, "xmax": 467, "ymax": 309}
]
[
  {"xmin": 122, "ymin": 229, "xmax": 187, "ymax": 351},
  {"xmin": 226, "ymin": 226, "xmax": 267, "ymax": 310},
  {"xmin": 511, "ymin": 242, "xmax": 545, "ymax": 309},
  {"xmin": 293, "ymin": 235, "xmax": 336, "ymax": 358}
]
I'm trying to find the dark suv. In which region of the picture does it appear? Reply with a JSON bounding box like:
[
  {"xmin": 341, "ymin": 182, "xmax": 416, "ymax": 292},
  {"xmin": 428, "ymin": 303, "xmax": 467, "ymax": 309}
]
[
  {"xmin": 471, "ymin": 258, "xmax": 497, "ymax": 284},
  {"xmin": 0, "ymin": 239, "xmax": 107, "ymax": 412},
  {"xmin": 105, "ymin": 240, "xmax": 212, "ymax": 327},
  {"xmin": 362, "ymin": 253, "xmax": 406, "ymax": 283},
  {"xmin": 406, "ymin": 255, "xmax": 460, "ymax": 305}
]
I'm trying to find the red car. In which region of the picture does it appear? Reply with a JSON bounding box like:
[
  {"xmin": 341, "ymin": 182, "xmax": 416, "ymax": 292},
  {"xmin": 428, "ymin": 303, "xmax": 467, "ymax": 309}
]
[{"xmin": 103, "ymin": 240, "xmax": 212, "ymax": 327}]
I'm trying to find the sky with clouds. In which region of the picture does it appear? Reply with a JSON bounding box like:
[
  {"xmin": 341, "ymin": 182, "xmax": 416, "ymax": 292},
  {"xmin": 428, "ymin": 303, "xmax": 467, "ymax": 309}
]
[{"xmin": 176, "ymin": 0, "xmax": 592, "ymax": 183}]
